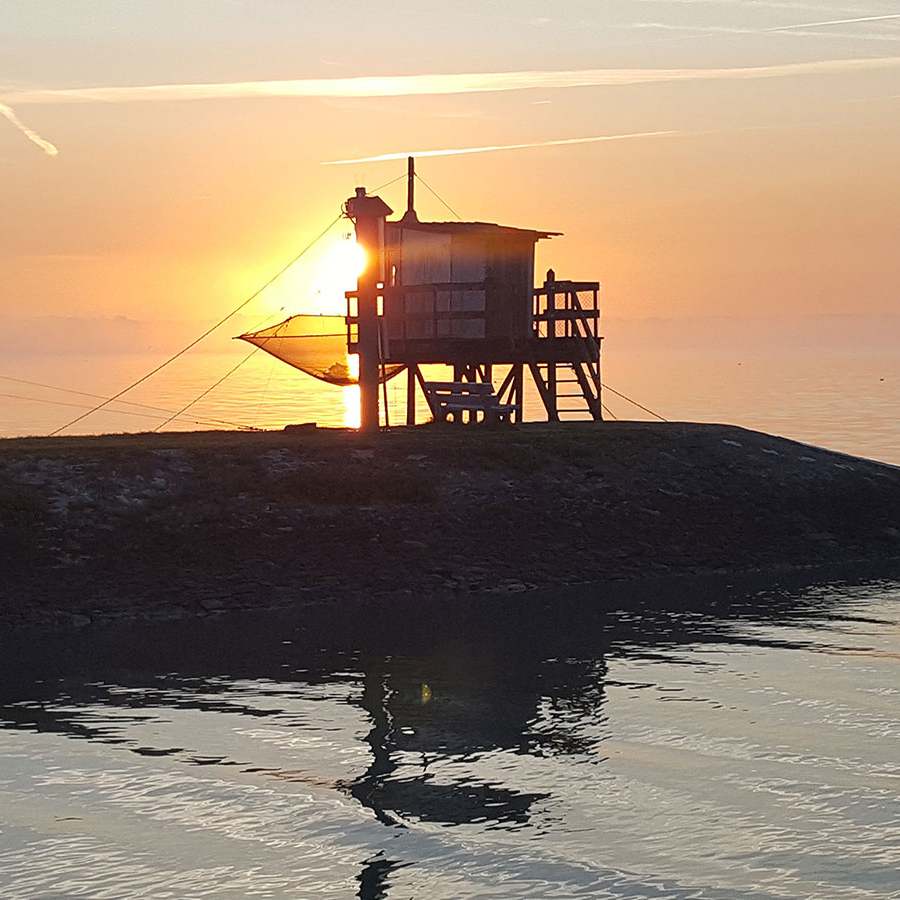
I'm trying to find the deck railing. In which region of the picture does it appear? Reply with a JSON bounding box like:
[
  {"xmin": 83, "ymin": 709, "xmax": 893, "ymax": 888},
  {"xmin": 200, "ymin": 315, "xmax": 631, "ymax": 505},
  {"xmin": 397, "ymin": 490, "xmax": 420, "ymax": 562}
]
[
  {"xmin": 345, "ymin": 278, "xmax": 600, "ymax": 349},
  {"xmin": 532, "ymin": 280, "xmax": 600, "ymax": 342},
  {"xmin": 346, "ymin": 281, "xmax": 487, "ymax": 345}
]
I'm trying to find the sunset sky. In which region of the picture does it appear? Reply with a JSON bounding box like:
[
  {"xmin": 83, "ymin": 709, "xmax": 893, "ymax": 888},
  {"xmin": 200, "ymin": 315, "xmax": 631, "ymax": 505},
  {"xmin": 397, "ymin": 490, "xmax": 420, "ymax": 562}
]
[{"xmin": 2, "ymin": 0, "xmax": 899, "ymax": 345}]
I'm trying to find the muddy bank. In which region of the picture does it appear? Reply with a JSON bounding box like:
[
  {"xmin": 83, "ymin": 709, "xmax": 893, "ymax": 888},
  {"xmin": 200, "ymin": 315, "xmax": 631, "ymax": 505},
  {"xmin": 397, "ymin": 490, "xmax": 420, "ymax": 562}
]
[{"xmin": 1, "ymin": 422, "xmax": 899, "ymax": 628}]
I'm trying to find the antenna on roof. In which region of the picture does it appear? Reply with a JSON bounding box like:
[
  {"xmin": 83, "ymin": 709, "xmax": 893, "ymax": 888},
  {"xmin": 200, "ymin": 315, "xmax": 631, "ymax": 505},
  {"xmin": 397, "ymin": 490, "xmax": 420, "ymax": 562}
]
[{"xmin": 402, "ymin": 155, "xmax": 418, "ymax": 223}]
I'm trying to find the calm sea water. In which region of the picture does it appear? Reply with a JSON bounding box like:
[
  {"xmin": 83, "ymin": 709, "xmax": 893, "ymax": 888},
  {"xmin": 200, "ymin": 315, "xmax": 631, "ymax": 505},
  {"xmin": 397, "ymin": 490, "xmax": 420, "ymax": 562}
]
[
  {"xmin": 1, "ymin": 574, "xmax": 899, "ymax": 898},
  {"xmin": 1, "ymin": 340, "xmax": 898, "ymax": 465}
]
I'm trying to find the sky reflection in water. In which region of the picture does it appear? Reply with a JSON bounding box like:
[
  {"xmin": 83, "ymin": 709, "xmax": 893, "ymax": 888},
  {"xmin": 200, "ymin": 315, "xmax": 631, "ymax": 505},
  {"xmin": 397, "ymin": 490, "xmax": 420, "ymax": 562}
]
[{"xmin": 1, "ymin": 574, "xmax": 899, "ymax": 898}]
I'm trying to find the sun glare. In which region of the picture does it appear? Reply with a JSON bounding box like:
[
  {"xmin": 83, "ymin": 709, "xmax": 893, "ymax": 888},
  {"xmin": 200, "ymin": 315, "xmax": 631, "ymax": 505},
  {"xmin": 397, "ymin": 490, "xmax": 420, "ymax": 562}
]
[
  {"xmin": 323, "ymin": 234, "xmax": 366, "ymax": 281},
  {"xmin": 341, "ymin": 355, "xmax": 361, "ymax": 427},
  {"xmin": 255, "ymin": 233, "xmax": 366, "ymax": 320},
  {"xmin": 346, "ymin": 239, "xmax": 367, "ymax": 279},
  {"xmin": 306, "ymin": 235, "xmax": 366, "ymax": 315}
]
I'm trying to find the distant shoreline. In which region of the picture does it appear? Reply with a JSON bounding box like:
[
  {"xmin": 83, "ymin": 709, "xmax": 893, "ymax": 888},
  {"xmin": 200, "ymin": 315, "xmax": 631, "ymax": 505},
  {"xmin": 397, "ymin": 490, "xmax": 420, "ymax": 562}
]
[{"xmin": 2, "ymin": 422, "xmax": 899, "ymax": 629}]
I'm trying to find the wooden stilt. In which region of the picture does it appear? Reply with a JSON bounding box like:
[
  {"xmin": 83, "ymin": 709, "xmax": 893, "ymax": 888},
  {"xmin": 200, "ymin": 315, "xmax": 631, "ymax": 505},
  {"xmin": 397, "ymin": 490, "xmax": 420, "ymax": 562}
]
[
  {"xmin": 527, "ymin": 358, "xmax": 558, "ymax": 422},
  {"xmin": 513, "ymin": 363, "xmax": 524, "ymax": 423},
  {"xmin": 406, "ymin": 364, "xmax": 417, "ymax": 426},
  {"xmin": 497, "ymin": 365, "xmax": 516, "ymax": 404}
]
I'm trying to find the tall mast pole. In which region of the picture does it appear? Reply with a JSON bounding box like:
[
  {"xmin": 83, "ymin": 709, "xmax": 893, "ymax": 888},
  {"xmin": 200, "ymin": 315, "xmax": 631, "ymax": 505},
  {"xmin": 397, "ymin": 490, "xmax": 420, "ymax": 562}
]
[{"xmin": 402, "ymin": 156, "xmax": 418, "ymax": 222}]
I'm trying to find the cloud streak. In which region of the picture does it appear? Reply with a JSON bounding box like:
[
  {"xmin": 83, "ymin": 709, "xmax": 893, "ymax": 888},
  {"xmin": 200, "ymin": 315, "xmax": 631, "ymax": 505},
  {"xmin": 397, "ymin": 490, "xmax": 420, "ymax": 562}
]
[
  {"xmin": 321, "ymin": 131, "xmax": 678, "ymax": 165},
  {"xmin": 631, "ymin": 0, "xmax": 886, "ymax": 12},
  {"xmin": 763, "ymin": 13, "xmax": 900, "ymax": 31},
  {"xmin": 631, "ymin": 12, "xmax": 900, "ymax": 43},
  {"xmin": 4, "ymin": 56, "xmax": 900, "ymax": 107},
  {"xmin": 0, "ymin": 102, "xmax": 58, "ymax": 156},
  {"xmin": 4, "ymin": 55, "xmax": 895, "ymax": 156}
]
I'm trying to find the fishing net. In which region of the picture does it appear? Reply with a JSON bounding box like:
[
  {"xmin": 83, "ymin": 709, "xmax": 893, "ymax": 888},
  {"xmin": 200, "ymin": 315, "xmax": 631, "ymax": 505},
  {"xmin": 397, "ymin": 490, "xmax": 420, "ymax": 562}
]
[{"xmin": 237, "ymin": 315, "xmax": 404, "ymax": 387}]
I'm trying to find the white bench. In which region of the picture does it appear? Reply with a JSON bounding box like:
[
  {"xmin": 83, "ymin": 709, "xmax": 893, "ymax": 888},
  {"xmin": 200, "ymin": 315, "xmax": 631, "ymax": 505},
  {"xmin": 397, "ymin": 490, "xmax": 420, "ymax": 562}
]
[{"xmin": 422, "ymin": 381, "xmax": 518, "ymax": 424}]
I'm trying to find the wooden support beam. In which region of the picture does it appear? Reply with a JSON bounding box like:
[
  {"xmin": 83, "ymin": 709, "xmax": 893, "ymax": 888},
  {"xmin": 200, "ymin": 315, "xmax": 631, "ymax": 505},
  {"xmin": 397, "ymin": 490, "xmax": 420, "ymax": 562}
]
[
  {"xmin": 572, "ymin": 362, "xmax": 603, "ymax": 421},
  {"xmin": 513, "ymin": 363, "xmax": 524, "ymax": 424},
  {"xmin": 414, "ymin": 365, "xmax": 437, "ymax": 421},
  {"xmin": 496, "ymin": 365, "xmax": 516, "ymax": 404},
  {"xmin": 527, "ymin": 358, "xmax": 559, "ymax": 422},
  {"xmin": 406, "ymin": 364, "xmax": 416, "ymax": 426}
]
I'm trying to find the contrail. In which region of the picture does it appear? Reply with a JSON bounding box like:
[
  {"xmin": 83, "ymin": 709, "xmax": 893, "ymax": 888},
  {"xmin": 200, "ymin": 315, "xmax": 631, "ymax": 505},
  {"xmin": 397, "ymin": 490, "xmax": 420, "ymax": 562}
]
[
  {"xmin": 631, "ymin": 0, "xmax": 847, "ymax": 8},
  {"xmin": 765, "ymin": 13, "xmax": 900, "ymax": 31},
  {"xmin": 0, "ymin": 102, "xmax": 57, "ymax": 156},
  {"xmin": 322, "ymin": 130, "xmax": 678, "ymax": 165},
  {"xmin": 3, "ymin": 56, "xmax": 900, "ymax": 106},
  {"xmin": 627, "ymin": 11, "xmax": 900, "ymax": 45}
]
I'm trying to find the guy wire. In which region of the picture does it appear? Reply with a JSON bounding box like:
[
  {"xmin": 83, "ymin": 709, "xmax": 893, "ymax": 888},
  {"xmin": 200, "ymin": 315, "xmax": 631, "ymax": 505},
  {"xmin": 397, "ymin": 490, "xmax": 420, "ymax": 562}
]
[
  {"xmin": 414, "ymin": 173, "xmax": 463, "ymax": 220},
  {"xmin": 601, "ymin": 383, "xmax": 667, "ymax": 421},
  {"xmin": 153, "ymin": 347, "xmax": 261, "ymax": 432},
  {"xmin": 49, "ymin": 212, "xmax": 344, "ymax": 436},
  {"xmin": 0, "ymin": 389, "xmax": 251, "ymax": 431}
]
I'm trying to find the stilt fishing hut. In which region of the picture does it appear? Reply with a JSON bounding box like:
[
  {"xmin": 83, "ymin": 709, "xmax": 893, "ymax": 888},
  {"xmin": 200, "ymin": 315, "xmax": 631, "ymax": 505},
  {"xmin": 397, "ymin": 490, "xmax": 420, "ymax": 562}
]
[
  {"xmin": 346, "ymin": 158, "xmax": 602, "ymax": 429},
  {"xmin": 241, "ymin": 158, "xmax": 602, "ymax": 431}
]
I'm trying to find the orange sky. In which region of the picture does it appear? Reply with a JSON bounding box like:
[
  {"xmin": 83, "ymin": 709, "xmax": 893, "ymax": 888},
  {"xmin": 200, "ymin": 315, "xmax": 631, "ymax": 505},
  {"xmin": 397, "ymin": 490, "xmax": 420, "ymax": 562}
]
[{"xmin": 2, "ymin": 1, "xmax": 899, "ymax": 345}]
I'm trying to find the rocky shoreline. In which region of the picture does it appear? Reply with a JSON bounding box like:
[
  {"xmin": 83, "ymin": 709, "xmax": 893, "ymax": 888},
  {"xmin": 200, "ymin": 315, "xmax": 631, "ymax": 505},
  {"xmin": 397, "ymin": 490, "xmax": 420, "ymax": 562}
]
[{"xmin": 2, "ymin": 422, "xmax": 899, "ymax": 629}]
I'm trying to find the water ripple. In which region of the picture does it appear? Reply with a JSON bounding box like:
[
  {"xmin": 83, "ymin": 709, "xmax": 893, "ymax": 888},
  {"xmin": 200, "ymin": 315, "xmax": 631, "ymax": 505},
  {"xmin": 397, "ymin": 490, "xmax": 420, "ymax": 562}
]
[{"xmin": 1, "ymin": 577, "xmax": 898, "ymax": 898}]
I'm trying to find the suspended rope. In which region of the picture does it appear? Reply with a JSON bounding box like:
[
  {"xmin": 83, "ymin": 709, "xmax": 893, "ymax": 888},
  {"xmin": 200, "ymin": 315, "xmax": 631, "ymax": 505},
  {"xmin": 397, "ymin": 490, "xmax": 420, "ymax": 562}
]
[
  {"xmin": 156, "ymin": 304, "xmax": 346, "ymax": 432},
  {"xmin": 251, "ymin": 350, "xmax": 279, "ymax": 428},
  {"xmin": 153, "ymin": 347, "xmax": 262, "ymax": 433},
  {"xmin": 48, "ymin": 212, "xmax": 344, "ymax": 436},
  {"xmin": 601, "ymin": 382, "xmax": 667, "ymax": 421},
  {"xmin": 0, "ymin": 374, "xmax": 254, "ymax": 430},
  {"xmin": 245, "ymin": 305, "xmax": 288, "ymax": 334},
  {"xmin": 246, "ymin": 310, "xmax": 295, "ymax": 428},
  {"xmin": 1, "ymin": 374, "xmax": 199, "ymax": 418},
  {"xmin": 600, "ymin": 400, "xmax": 618, "ymax": 421},
  {"xmin": 3, "ymin": 308, "xmax": 290, "ymax": 433},
  {"xmin": 414, "ymin": 173, "xmax": 463, "ymax": 221},
  {"xmin": 372, "ymin": 172, "xmax": 408, "ymax": 194},
  {"xmin": 155, "ymin": 305, "xmax": 291, "ymax": 432},
  {"xmin": 0, "ymin": 390, "xmax": 255, "ymax": 431}
]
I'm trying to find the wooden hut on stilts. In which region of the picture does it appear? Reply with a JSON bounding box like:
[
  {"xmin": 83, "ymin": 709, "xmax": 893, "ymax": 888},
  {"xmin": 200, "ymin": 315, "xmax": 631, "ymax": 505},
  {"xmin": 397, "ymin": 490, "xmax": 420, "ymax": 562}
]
[{"xmin": 344, "ymin": 158, "xmax": 603, "ymax": 429}]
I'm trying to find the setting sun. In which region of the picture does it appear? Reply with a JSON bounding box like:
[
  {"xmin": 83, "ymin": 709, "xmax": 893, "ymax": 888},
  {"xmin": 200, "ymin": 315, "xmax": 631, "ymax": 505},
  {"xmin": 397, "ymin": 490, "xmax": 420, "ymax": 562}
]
[
  {"xmin": 242, "ymin": 231, "xmax": 367, "ymax": 322},
  {"xmin": 309, "ymin": 234, "xmax": 366, "ymax": 316}
]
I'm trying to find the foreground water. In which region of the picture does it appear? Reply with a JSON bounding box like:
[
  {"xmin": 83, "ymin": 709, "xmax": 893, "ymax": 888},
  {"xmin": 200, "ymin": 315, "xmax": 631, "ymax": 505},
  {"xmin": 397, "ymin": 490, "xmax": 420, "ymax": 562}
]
[{"xmin": 1, "ymin": 574, "xmax": 899, "ymax": 899}]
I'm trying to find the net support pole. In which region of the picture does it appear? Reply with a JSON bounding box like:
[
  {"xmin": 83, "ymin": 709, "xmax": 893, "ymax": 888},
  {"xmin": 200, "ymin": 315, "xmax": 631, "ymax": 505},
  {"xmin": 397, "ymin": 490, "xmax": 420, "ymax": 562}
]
[{"xmin": 346, "ymin": 187, "xmax": 393, "ymax": 433}]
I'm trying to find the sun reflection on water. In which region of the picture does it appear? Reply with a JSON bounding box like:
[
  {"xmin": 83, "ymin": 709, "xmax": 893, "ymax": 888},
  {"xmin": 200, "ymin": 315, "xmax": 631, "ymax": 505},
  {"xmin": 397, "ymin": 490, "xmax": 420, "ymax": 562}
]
[{"xmin": 343, "ymin": 354, "xmax": 361, "ymax": 428}]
